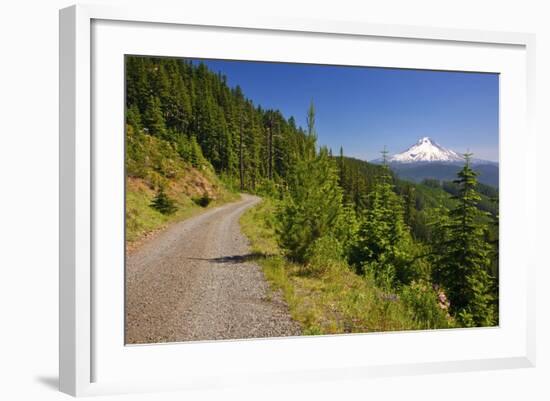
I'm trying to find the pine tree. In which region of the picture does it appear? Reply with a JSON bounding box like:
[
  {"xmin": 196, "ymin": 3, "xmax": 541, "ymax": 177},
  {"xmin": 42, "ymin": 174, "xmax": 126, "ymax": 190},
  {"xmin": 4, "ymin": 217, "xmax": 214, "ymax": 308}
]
[
  {"xmin": 337, "ymin": 146, "xmax": 345, "ymax": 186},
  {"xmin": 126, "ymin": 104, "xmax": 142, "ymax": 131},
  {"xmin": 151, "ymin": 188, "xmax": 177, "ymax": 215},
  {"xmin": 488, "ymin": 195, "xmax": 499, "ymax": 317},
  {"xmin": 189, "ymin": 135, "xmax": 203, "ymax": 168},
  {"xmin": 162, "ymin": 59, "xmax": 192, "ymax": 133},
  {"xmin": 433, "ymin": 153, "xmax": 496, "ymax": 327},
  {"xmin": 277, "ymin": 147, "xmax": 345, "ymax": 263},
  {"xmin": 404, "ymin": 184, "xmax": 417, "ymax": 232},
  {"xmin": 266, "ymin": 111, "xmax": 274, "ymax": 180},
  {"xmin": 352, "ymin": 150, "xmax": 409, "ymax": 285},
  {"xmin": 143, "ymin": 96, "xmax": 166, "ymax": 138},
  {"xmin": 239, "ymin": 103, "xmax": 245, "ymax": 191},
  {"xmin": 125, "ymin": 56, "xmax": 150, "ymax": 113},
  {"xmin": 302, "ymin": 101, "xmax": 317, "ymax": 160},
  {"xmin": 489, "ymin": 195, "xmax": 499, "ymax": 279}
]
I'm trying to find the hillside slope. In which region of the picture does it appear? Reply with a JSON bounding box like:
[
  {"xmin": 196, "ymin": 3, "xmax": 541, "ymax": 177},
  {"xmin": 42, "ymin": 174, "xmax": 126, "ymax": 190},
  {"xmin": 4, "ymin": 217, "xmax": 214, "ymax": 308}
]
[
  {"xmin": 125, "ymin": 124, "xmax": 238, "ymax": 248},
  {"xmin": 390, "ymin": 162, "xmax": 499, "ymax": 187}
]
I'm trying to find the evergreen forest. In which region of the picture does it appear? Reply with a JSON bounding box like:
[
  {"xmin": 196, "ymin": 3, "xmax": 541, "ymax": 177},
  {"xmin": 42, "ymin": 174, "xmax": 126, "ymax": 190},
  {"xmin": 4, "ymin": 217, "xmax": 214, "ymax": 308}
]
[{"xmin": 125, "ymin": 56, "xmax": 499, "ymax": 331}]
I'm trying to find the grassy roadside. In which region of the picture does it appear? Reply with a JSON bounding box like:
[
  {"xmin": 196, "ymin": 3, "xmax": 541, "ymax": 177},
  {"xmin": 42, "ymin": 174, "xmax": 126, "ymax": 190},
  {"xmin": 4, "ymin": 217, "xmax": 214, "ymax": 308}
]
[
  {"xmin": 126, "ymin": 175, "xmax": 239, "ymax": 250},
  {"xmin": 240, "ymin": 198, "xmax": 453, "ymax": 335}
]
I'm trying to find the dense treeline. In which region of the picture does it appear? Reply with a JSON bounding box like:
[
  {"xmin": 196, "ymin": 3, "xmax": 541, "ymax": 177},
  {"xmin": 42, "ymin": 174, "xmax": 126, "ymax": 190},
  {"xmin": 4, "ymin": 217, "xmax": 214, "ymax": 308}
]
[
  {"xmin": 126, "ymin": 56, "xmax": 316, "ymax": 193},
  {"xmin": 125, "ymin": 56, "xmax": 499, "ymax": 329}
]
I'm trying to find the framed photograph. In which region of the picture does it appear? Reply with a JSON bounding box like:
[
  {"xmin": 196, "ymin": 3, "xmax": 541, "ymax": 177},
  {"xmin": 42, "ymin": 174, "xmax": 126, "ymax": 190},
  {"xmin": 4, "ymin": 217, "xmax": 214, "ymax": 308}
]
[{"xmin": 59, "ymin": 4, "xmax": 536, "ymax": 396}]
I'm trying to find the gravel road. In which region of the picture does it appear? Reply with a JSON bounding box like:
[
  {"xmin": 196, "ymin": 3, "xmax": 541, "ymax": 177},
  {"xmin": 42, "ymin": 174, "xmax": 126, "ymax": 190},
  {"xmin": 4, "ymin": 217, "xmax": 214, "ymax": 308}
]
[{"xmin": 125, "ymin": 194, "xmax": 301, "ymax": 344}]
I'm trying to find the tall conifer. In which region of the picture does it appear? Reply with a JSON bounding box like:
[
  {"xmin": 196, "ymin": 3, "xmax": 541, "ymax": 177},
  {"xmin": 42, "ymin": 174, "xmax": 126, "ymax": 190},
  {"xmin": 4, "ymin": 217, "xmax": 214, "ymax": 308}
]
[
  {"xmin": 143, "ymin": 96, "xmax": 166, "ymax": 138},
  {"xmin": 352, "ymin": 150, "xmax": 408, "ymax": 284},
  {"xmin": 433, "ymin": 154, "xmax": 496, "ymax": 326}
]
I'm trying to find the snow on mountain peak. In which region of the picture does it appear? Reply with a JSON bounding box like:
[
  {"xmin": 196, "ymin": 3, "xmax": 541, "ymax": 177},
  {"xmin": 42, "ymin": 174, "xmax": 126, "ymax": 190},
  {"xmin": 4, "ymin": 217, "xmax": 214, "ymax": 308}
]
[
  {"xmin": 388, "ymin": 137, "xmax": 464, "ymax": 163},
  {"xmin": 418, "ymin": 137, "xmax": 433, "ymax": 144}
]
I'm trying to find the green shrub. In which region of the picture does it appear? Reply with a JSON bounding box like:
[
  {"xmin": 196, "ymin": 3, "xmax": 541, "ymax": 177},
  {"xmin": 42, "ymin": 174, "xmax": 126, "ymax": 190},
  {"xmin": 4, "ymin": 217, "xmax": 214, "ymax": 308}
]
[
  {"xmin": 400, "ymin": 281, "xmax": 452, "ymax": 329},
  {"xmin": 150, "ymin": 189, "xmax": 177, "ymax": 215},
  {"xmin": 193, "ymin": 192, "xmax": 212, "ymax": 207},
  {"xmin": 255, "ymin": 178, "xmax": 281, "ymax": 199},
  {"xmin": 304, "ymin": 235, "xmax": 345, "ymax": 276},
  {"xmin": 362, "ymin": 260, "xmax": 396, "ymax": 291}
]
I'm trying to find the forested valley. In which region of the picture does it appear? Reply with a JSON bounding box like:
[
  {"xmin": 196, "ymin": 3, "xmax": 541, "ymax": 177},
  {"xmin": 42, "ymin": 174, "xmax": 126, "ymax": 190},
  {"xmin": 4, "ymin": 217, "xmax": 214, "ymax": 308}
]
[{"xmin": 125, "ymin": 56, "xmax": 499, "ymax": 332}]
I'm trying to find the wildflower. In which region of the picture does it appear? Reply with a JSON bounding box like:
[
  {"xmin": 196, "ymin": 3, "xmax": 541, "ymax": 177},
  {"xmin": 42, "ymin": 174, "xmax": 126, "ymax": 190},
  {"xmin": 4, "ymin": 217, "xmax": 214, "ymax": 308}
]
[{"xmin": 437, "ymin": 290, "xmax": 450, "ymax": 310}]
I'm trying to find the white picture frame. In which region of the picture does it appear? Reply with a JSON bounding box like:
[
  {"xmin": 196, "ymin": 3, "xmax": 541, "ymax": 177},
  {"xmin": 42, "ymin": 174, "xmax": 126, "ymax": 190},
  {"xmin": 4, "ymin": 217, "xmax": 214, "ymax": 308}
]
[{"xmin": 59, "ymin": 3, "xmax": 536, "ymax": 397}]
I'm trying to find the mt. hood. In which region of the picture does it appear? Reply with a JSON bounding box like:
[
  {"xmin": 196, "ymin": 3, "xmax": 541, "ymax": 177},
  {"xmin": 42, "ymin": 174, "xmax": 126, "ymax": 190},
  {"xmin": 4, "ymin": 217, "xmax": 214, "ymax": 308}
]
[
  {"xmin": 388, "ymin": 137, "xmax": 464, "ymax": 163},
  {"xmin": 371, "ymin": 137, "xmax": 499, "ymax": 187}
]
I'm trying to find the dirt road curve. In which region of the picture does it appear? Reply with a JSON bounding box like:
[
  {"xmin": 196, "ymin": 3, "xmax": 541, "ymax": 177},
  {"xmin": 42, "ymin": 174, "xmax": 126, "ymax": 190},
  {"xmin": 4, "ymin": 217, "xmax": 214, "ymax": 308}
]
[{"xmin": 125, "ymin": 194, "xmax": 301, "ymax": 344}]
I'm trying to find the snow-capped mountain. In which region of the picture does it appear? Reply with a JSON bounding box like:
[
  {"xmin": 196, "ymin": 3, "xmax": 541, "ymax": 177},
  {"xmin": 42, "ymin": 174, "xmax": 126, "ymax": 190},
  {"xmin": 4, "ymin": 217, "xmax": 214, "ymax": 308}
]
[
  {"xmin": 370, "ymin": 137, "xmax": 499, "ymax": 187},
  {"xmin": 388, "ymin": 137, "xmax": 464, "ymax": 163}
]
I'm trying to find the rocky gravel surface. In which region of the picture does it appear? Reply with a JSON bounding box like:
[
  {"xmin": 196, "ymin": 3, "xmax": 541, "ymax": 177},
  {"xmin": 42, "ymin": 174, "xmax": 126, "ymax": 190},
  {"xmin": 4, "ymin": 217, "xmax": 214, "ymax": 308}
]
[{"xmin": 125, "ymin": 194, "xmax": 301, "ymax": 344}]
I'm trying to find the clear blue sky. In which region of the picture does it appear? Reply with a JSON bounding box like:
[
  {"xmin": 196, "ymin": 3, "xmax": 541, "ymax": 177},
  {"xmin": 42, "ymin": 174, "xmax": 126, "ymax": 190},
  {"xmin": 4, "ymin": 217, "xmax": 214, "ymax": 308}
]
[{"xmin": 192, "ymin": 58, "xmax": 499, "ymax": 162}]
